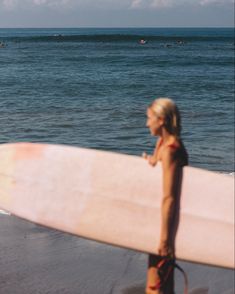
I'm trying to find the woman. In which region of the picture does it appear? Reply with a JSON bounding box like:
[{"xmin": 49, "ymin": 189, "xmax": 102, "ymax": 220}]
[{"xmin": 143, "ymin": 98, "xmax": 188, "ymax": 294}]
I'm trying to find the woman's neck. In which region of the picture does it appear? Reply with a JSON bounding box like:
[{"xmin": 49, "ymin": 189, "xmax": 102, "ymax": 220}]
[{"xmin": 159, "ymin": 129, "xmax": 174, "ymax": 146}]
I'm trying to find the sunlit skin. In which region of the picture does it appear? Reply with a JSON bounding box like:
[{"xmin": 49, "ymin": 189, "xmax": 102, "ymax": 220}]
[{"xmin": 143, "ymin": 107, "xmax": 184, "ymax": 294}]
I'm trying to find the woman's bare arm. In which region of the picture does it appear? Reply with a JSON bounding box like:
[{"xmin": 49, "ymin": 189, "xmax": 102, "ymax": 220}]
[{"xmin": 158, "ymin": 147, "xmax": 180, "ymax": 256}]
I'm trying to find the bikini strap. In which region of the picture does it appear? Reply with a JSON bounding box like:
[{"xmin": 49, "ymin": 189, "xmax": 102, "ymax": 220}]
[{"xmin": 167, "ymin": 143, "xmax": 180, "ymax": 149}]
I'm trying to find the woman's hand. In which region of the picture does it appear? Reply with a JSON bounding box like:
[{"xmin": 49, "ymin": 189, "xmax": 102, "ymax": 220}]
[
  {"xmin": 142, "ymin": 152, "xmax": 157, "ymax": 166},
  {"xmin": 158, "ymin": 240, "xmax": 174, "ymax": 258}
]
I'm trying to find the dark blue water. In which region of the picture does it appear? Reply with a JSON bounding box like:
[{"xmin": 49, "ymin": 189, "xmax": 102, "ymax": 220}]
[{"xmin": 0, "ymin": 28, "xmax": 234, "ymax": 172}]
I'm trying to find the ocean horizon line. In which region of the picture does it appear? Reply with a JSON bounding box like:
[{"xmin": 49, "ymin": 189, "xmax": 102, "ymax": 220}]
[{"xmin": 0, "ymin": 26, "xmax": 234, "ymax": 29}]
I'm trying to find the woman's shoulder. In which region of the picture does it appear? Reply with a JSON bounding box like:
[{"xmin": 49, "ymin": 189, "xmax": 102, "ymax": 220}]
[
  {"xmin": 164, "ymin": 138, "xmax": 188, "ymax": 166},
  {"xmin": 166, "ymin": 137, "xmax": 181, "ymax": 150},
  {"xmin": 161, "ymin": 140, "xmax": 178, "ymax": 161}
]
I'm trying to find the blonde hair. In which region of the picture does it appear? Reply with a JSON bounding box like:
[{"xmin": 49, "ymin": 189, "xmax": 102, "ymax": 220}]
[{"xmin": 149, "ymin": 98, "xmax": 181, "ymax": 138}]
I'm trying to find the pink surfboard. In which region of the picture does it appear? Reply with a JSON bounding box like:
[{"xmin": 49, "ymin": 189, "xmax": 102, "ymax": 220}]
[{"xmin": 0, "ymin": 142, "xmax": 234, "ymax": 268}]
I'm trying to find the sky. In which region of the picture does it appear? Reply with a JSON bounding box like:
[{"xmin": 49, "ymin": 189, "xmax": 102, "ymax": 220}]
[{"xmin": 0, "ymin": 0, "xmax": 234, "ymax": 28}]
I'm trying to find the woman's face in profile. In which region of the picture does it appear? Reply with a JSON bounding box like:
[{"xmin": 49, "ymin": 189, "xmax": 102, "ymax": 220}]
[{"xmin": 146, "ymin": 108, "xmax": 164, "ymax": 136}]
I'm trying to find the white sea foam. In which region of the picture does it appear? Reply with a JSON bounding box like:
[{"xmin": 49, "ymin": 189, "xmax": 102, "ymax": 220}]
[
  {"xmin": 222, "ymin": 171, "xmax": 235, "ymax": 177},
  {"xmin": 0, "ymin": 209, "xmax": 10, "ymax": 215}
]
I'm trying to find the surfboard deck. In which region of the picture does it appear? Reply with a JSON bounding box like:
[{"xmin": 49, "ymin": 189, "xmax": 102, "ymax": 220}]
[{"xmin": 0, "ymin": 142, "xmax": 234, "ymax": 268}]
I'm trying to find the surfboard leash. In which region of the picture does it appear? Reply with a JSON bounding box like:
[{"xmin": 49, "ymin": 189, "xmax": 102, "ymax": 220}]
[
  {"xmin": 154, "ymin": 258, "xmax": 189, "ymax": 294},
  {"xmin": 174, "ymin": 262, "xmax": 189, "ymax": 294}
]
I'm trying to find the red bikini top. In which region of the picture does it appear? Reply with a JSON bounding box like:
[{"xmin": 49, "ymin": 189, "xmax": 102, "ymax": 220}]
[{"xmin": 158, "ymin": 138, "xmax": 188, "ymax": 166}]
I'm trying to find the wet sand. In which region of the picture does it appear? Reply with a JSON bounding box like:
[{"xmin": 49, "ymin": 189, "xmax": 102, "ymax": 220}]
[{"xmin": 0, "ymin": 214, "xmax": 234, "ymax": 294}]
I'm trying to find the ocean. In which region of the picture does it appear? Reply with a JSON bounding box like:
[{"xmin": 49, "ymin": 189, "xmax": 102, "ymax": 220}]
[
  {"xmin": 0, "ymin": 28, "xmax": 234, "ymax": 294},
  {"xmin": 0, "ymin": 28, "xmax": 234, "ymax": 173}
]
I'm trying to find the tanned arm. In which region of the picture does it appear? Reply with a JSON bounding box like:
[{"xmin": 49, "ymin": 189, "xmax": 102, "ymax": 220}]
[{"xmin": 158, "ymin": 147, "xmax": 180, "ymax": 257}]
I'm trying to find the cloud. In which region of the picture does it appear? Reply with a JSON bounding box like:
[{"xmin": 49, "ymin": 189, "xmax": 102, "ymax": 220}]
[
  {"xmin": 0, "ymin": 0, "xmax": 131, "ymax": 10},
  {"xmin": 2, "ymin": 0, "xmax": 18, "ymax": 10},
  {"xmin": 32, "ymin": 0, "xmax": 72, "ymax": 7},
  {"xmin": 130, "ymin": 0, "xmax": 234, "ymax": 8},
  {"xmin": 150, "ymin": 0, "xmax": 174, "ymax": 8},
  {"xmin": 0, "ymin": 0, "xmax": 234, "ymax": 11},
  {"xmin": 130, "ymin": 0, "xmax": 143, "ymax": 8},
  {"xmin": 199, "ymin": 0, "xmax": 234, "ymax": 5},
  {"xmin": 130, "ymin": 0, "xmax": 173, "ymax": 9},
  {"xmin": 0, "ymin": 0, "xmax": 73, "ymax": 10}
]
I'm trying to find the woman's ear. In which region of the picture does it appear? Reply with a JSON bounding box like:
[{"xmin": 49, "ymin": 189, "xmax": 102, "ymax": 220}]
[{"xmin": 158, "ymin": 116, "xmax": 165, "ymax": 127}]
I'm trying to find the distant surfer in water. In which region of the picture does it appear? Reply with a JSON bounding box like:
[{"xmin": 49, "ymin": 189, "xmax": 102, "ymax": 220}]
[
  {"xmin": 139, "ymin": 39, "xmax": 147, "ymax": 45},
  {"xmin": 143, "ymin": 98, "xmax": 188, "ymax": 294}
]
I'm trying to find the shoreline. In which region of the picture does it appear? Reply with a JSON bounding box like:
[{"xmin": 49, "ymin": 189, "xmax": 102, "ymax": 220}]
[{"xmin": 0, "ymin": 214, "xmax": 234, "ymax": 294}]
